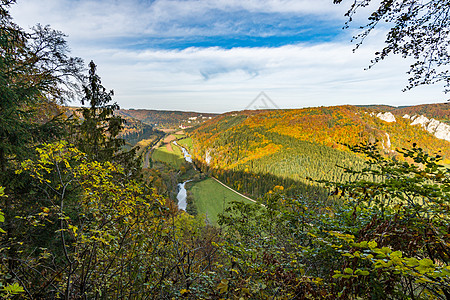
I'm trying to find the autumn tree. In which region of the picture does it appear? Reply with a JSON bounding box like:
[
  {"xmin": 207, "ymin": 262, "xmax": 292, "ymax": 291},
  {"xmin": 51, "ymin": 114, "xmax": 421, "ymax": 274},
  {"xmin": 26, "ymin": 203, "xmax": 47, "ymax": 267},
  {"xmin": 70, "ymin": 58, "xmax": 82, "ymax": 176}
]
[
  {"xmin": 334, "ymin": 0, "xmax": 450, "ymax": 95},
  {"xmin": 0, "ymin": 1, "xmax": 83, "ymax": 291},
  {"xmin": 0, "ymin": 1, "xmax": 83, "ymax": 173}
]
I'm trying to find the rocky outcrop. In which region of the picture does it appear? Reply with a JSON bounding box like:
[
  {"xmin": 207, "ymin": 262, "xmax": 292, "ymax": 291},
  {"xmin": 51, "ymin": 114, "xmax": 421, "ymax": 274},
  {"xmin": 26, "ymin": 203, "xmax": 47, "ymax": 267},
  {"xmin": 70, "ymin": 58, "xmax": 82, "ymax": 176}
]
[
  {"xmin": 404, "ymin": 114, "xmax": 450, "ymax": 142},
  {"xmin": 205, "ymin": 149, "xmax": 212, "ymax": 165},
  {"xmin": 376, "ymin": 112, "xmax": 396, "ymax": 123},
  {"xmin": 385, "ymin": 132, "xmax": 391, "ymax": 149}
]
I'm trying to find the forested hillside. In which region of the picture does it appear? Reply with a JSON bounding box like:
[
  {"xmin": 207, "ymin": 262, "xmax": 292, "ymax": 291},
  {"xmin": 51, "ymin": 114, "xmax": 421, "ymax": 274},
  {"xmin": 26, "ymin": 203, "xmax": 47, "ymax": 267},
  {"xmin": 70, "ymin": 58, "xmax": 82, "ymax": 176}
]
[
  {"xmin": 116, "ymin": 109, "xmax": 217, "ymax": 129},
  {"xmin": 360, "ymin": 103, "xmax": 450, "ymax": 124},
  {"xmin": 394, "ymin": 103, "xmax": 449, "ymax": 124},
  {"xmin": 190, "ymin": 104, "xmax": 450, "ymax": 198}
]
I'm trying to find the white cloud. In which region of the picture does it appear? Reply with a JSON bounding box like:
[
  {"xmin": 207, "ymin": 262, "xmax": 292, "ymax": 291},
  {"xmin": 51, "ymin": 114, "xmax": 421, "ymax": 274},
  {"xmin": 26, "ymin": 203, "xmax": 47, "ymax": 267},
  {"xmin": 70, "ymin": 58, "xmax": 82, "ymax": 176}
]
[
  {"xmin": 9, "ymin": 0, "xmax": 447, "ymax": 113},
  {"xmin": 11, "ymin": 0, "xmax": 348, "ymax": 41},
  {"xmin": 74, "ymin": 43, "xmax": 445, "ymax": 113}
]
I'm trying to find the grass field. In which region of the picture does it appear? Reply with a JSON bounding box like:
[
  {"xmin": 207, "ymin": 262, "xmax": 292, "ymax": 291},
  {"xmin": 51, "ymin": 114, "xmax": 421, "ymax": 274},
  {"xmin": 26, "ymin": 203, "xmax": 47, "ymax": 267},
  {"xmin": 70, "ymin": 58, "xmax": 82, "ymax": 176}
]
[
  {"xmin": 188, "ymin": 178, "xmax": 253, "ymax": 224},
  {"xmin": 177, "ymin": 137, "xmax": 193, "ymax": 151},
  {"xmin": 152, "ymin": 144, "xmax": 185, "ymax": 169}
]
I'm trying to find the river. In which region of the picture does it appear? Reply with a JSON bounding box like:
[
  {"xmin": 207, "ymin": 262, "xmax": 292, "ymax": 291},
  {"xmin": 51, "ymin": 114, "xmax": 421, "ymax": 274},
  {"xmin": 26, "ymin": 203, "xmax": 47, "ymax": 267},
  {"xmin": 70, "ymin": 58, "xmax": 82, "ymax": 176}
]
[
  {"xmin": 174, "ymin": 140, "xmax": 194, "ymax": 210},
  {"xmin": 173, "ymin": 141, "xmax": 192, "ymax": 163},
  {"xmin": 176, "ymin": 180, "xmax": 192, "ymax": 211}
]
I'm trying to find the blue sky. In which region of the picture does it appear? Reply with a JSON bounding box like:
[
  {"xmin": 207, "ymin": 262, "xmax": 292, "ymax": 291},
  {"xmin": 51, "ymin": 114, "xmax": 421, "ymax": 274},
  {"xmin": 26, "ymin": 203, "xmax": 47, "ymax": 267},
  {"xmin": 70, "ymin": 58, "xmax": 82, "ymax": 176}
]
[{"xmin": 11, "ymin": 0, "xmax": 446, "ymax": 112}]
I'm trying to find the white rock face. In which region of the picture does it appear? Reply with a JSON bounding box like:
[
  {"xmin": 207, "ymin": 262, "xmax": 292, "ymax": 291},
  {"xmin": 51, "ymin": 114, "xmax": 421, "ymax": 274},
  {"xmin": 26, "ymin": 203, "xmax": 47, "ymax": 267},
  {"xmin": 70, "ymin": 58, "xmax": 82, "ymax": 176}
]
[
  {"xmin": 434, "ymin": 122, "xmax": 450, "ymax": 141},
  {"xmin": 385, "ymin": 133, "xmax": 391, "ymax": 149},
  {"xmin": 410, "ymin": 115, "xmax": 430, "ymax": 126},
  {"xmin": 409, "ymin": 115, "xmax": 450, "ymax": 142},
  {"xmin": 205, "ymin": 150, "xmax": 211, "ymax": 165},
  {"xmin": 376, "ymin": 112, "xmax": 396, "ymax": 123},
  {"xmin": 427, "ymin": 119, "xmax": 441, "ymax": 133},
  {"xmin": 403, "ymin": 114, "xmax": 411, "ymax": 119}
]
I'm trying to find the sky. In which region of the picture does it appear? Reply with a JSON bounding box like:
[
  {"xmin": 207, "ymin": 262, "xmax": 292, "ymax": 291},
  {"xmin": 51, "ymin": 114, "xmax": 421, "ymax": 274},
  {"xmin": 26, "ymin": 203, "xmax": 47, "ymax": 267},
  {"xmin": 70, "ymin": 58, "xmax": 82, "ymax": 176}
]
[{"xmin": 10, "ymin": 0, "xmax": 448, "ymax": 113}]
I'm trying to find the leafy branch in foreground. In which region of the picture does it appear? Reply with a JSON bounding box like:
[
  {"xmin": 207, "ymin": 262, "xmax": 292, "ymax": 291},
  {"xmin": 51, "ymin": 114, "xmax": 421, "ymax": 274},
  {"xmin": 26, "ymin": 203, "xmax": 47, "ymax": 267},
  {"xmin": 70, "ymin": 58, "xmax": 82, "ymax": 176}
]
[
  {"xmin": 334, "ymin": 0, "xmax": 450, "ymax": 95},
  {"xmin": 324, "ymin": 143, "xmax": 450, "ymax": 298}
]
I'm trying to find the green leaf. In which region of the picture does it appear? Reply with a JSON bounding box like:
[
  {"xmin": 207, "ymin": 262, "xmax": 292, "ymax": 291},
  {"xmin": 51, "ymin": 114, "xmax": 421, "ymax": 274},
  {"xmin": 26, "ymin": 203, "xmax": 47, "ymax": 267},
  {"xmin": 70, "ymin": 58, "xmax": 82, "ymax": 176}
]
[
  {"xmin": 368, "ymin": 241, "xmax": 377, "ymax": 249},
  {"xmin": 404, "ymin": 257, "xmax": 419, "ymax": 267},
  {"xmin": 3, "ymin": 282, "xmax": 24, "ymax": 294},
  {"xmin": 390, "ymin": 251, "xmax": 402, "ymax": 258},
  {"xmin": 355, "ymin": 269, "xmax": 370, "ymax": 276},
  {"xmin": 418, "ymin": 258, "xmax": 434, "ymax": 267},
  {"xmin": 380, "ymin": 247, "xmax": 392, "ymax": 254}
]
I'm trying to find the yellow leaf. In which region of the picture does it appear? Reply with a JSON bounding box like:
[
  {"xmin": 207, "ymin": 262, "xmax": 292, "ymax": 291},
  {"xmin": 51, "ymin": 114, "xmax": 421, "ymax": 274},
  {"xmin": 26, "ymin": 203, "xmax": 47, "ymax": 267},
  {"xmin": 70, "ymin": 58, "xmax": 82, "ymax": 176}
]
[
  {"xmin": 180, "ymin": 289, "xmax": 189, "ymax": 295},
  {"xmin": 217, "ymin": 279, "xmax": 229, "ymax": 294}
]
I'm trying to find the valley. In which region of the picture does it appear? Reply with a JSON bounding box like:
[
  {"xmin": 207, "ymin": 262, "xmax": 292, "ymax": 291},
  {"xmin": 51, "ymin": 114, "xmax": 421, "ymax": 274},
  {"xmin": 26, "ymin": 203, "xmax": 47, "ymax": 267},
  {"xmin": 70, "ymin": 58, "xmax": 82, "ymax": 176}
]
[
  {"xmin": 141, "ymin": 103, "xmax": 449, "ymax": 228},
  {"xmin": 4, "ymin": 0, "xmax": 450, "ymax": 297},
  {"xmin": 144, "ymin": 128, "xmax": 254, "ymax": 224}
]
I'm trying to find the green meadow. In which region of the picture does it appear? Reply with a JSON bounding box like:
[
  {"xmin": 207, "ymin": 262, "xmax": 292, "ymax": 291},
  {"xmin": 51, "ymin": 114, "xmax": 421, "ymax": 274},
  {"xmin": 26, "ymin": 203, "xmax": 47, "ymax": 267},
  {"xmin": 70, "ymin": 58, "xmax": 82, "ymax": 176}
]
[
  {"xmin": 177, "ymin": 137, "xmax": 193, "ymax": 151},
  {"xmin": 151, "ymin": 143, "xmax": 185, "ymax": 169},
  {"xmin": 188, "ymin": 178, "xmax": 253, "ymax": 224}
]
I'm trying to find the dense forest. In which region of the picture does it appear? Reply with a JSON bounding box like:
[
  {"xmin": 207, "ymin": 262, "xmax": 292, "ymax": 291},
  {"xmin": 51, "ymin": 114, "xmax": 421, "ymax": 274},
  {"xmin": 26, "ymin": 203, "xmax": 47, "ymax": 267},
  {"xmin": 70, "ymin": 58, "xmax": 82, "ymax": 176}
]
[
  {"xmin": 189, "ymin": 105, "xmax": 450, "ymax": 200},
  {"xmin": 1, "ymin": 1, "xmax": 450, "ymax": 299},
  {"xmin": 116, "ymin": 109, "xmax": 217, "ymax": 129},
  {"xmin": 359, "ymin": 103, "xmax": 450, "ymax": 125}
]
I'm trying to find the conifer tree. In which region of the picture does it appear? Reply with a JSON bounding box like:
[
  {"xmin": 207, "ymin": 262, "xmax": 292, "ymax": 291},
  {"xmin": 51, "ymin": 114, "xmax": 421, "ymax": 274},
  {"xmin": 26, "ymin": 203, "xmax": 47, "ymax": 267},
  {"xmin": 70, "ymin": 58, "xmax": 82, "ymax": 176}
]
[
  {"xmin": 76, "ymin": 61, "xmax": 125, "ymax": 161},
  {"xmin": 75, "ymin": 61, "xmax": 141, "ymax": 176}
]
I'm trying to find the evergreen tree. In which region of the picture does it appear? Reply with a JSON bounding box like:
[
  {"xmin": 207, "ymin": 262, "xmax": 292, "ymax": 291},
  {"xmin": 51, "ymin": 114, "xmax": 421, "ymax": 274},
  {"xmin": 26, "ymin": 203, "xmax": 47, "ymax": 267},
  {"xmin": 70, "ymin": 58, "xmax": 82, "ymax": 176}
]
[
  {"xmin": 75, "ymin": 61, "xmax": 141, "ymax": 176},
  {"xmin": 0, "ymin": 3, "xmax": 83, "ymax": 175},
  {"xmin": 76, "ymin": 60, "xmax": 124, "ymax": 161}
]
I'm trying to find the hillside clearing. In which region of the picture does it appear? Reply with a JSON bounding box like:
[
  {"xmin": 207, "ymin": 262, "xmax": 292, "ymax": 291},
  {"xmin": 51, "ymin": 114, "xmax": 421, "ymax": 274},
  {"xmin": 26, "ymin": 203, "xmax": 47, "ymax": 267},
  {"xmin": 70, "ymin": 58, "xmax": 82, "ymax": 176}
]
[
  {"xmin": 152, "ymin": 144, "xmax": 184, "ymax": 169},
  {"xmin": 188, "ymin": 178, "xmax": 254, "ymax": 225}
]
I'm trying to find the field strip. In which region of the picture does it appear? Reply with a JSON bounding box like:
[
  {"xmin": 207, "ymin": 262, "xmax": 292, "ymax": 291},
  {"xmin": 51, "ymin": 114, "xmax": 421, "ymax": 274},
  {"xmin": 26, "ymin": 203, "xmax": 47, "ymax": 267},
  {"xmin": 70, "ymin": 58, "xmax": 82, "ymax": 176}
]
[{"xmin": 211, "ymin": 177, "xmax": 264, "ymax": 206}]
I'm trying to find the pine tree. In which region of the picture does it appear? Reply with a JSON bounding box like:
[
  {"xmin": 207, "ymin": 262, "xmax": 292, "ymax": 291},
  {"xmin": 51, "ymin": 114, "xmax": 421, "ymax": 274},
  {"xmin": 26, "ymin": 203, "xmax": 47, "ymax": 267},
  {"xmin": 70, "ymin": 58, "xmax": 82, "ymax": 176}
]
[
  {"xmin": 76, "ymin": 61, "xmax": 124, "ymax": 161},
  {"xmin": 75, "ymin": 61, "xmax": 141, "ymax": 175},
  {"xmin": 0, "ymin": 0, "xmax": 83, "ymax": 287}
]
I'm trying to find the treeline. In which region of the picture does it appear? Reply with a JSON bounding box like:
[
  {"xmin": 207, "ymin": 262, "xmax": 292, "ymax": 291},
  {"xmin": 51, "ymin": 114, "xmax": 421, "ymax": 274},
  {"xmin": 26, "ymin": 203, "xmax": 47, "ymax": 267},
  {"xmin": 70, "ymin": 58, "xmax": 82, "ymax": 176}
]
[
  {"xmin": 192, "ymin": 105, "xmax": 450, "ymax": 164},
  {"xmin": 195, "ymin": 158, "xmax": 329, "ymax": 201},
  {"xmin": 394, "ymin": 103, "xmax": 450, "ymax": 123},
  {"xmin": 117, "ymin": 109, "xmax": 217, "ymax": 128},
  {"xmin": 121, "ymin": 124, "xmax": 162, "ymax": 145},
  {"xmin": 190, "ymin": 105, "xmax": 450, "ymax": 198}
]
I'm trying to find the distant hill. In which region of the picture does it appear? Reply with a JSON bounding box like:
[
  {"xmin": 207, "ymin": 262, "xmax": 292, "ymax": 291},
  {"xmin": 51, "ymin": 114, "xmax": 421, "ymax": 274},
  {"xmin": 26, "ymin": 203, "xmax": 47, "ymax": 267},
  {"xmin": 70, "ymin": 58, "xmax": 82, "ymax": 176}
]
[
  {"xmin": 392, "ymin": 103, "xmax": 450, "ymax": 124},
  {"xmin": 359, "ymin": 103, "xmax": 449, "ymax": 124},
  {"xmin": 116, "ymin": 109, "xmax": 218, "ymax": 129},
  {"xmin": 189, "ymin": 104, "xmax": 450, "ymax": 198},
  {"xmin": 61, "ymin": 106, "xmax": 161, "ymax": 146}
]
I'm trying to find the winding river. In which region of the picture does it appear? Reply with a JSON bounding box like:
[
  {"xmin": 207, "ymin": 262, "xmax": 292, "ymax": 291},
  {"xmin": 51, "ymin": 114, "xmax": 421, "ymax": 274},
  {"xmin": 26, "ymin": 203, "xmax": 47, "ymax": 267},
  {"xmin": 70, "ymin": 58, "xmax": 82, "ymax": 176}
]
[
  {"xmin": 176, "ymin": 180, "xmax": 192, "ymax": 211},
  {"xmin": 174, "ymin": 141, "xmax": 194, "ymax": 210},
  {"xmin": 173, "ymin": 141, "xmax": 192, "ymax": 163}
]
